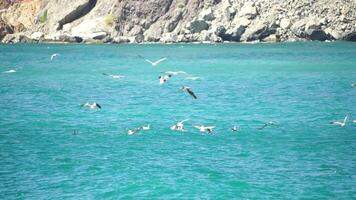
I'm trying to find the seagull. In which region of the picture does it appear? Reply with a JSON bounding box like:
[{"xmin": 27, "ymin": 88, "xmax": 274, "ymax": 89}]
[
  {"xmin": 165, "ymin": 71, "xmax": 186, "ymax": 75},
  {"xmin": 2, "ymin": 69, "xmax": 16, "ymax": 73},
  {"xmin": 258, "ymin": 121, "xmax": 276, "ymax": 130},
  {"xmin": 352, "ymin": 83, "xmax": 356, "ymax": 88},
  {"xmin": 81, "ymin": 102, "xmax": 102, "ymax": 109},
  {"xmin": 139, "ymin": 55, "xmax": 166, "ymax": 66},
  {"xmin": 102, "ymin": 73, "xmax": 125, "ymax": 79},
  {"xmin": 231, "ymin": 125, "xmax": 239, "ymax": 132},
  {"xmin": 193, "ymin": 125, "xmax": 215, "ymax": 133},
  {"xmin": 170, "ymin": 119, "xmax": 189, "ymax": 132},
  {"xmin": 128, "ymin": 127, "xmax": 141, "ymax": 135},
  {"xmin": 353, "ymin": 120, "xmax": 356, "ymax": 123},
  {"xmin": 181, "ymin": 86, "xmax": 197, "ymax": 99},
  {"xmin": 184, "ymin": 76, "xmax": 201, "ymax": 81},
  {"xmin": 141, "ymin": 124, "xmax": 150, "ymax": 130},
  {"xmin": 330, "ymin": 115, "xmax": 348, "ymax": 127},
  {"xmin": 72, "ymin": 130, "xmax": 79, "ymax": 135},
  {"xmin": 51, "ymin": 53, "xmax": 60, "ymax": 61},
  {"xmin": 159, "ymin": 74, "xmax": 172, "ymax": 85}
]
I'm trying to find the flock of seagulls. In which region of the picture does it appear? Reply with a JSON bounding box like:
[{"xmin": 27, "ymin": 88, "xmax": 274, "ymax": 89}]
[{"xmin": 2, "ymin": 53, "xmax": 355, "ymax": 135}]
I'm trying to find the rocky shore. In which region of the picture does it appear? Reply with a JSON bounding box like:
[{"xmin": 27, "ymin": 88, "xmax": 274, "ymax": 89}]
[{"xmin": 0, "ymin": 0, "xmax": 355, "ymax": 44}]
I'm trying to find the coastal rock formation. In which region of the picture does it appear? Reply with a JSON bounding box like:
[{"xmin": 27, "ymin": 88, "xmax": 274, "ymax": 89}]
[{"xmin": 1, "ymin": 0, "xmax": 356, "ymax": 43}]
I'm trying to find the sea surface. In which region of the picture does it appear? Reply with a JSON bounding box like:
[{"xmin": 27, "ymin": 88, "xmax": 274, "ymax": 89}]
[{"xmin": 0, "ymin": 42, "xmax": 355, "ymax": 199}]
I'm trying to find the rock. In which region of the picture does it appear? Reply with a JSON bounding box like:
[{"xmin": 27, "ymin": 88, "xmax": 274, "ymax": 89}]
[
  {"xmin": 343, "ymin": 32, "xmax": 356, "ymax": 41},
  {"xmin": 238, "ymin": 2, "xmax": 257, "ymax": 19},
  {"xmin": 2, "ymin": 33, "xmax": 32, "ymax": 43},
  {"xmin": 262, "ymin": 34, "xmax": 280, "ymax": 42},
  {"xmin": 291, "ymin": 19, "xmax": 307, "ymax": 37},
  {"xmin": 88, "ymin": 32, "xmax": 107, "ymax": 40},
  {"xmin": 305, "ymin": 19, "xmax": 322, "ymax": 30},
  {"xmin": 199, "ymin": 8, "xmax": 215, "ymax": 21},
  {"xmin": 305, "ymin": 29, "xmax": 327, "ymax": 41},
  {"xmin": 280, "ymin": 18, "xmax": 292, "ymax": 29},
  {"xmin": 324, "ymin": 27, "xmax": 343, "ymax": 40},
  {"xmin": 30, "ymin": 31, "xmax": 44, "ymax": 40},
  {"xmin": 112, "ymin": 36, "xmax": 130, "ymax": 43},
  {"xmin": 187, "ymin": 20, "xmax": 209, "ymax": 34},
  {"xmin": 57, "ymin": 34, "xmax": 83, "ymax": 43},
  {"xmin": 240, "ymin": 21, "xmax": 272, "ymax": 41},
  {"xmin": 160, "ymin": 32, "xmax": 178, "ymax": 43}
]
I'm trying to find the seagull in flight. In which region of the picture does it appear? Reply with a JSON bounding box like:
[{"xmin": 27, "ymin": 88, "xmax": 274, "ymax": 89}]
[
  {"xmin": 159, "ymin": 74, "xmax": 172, "ymax": 85},
  {"xmin": 51, "ymin": 53, "xmax": 60, "ymax": 61},
  {"xmin": 102, "ymin": 73, "xmax": 125, "ymax": 79},
  {"xmin": 171, "ymin": 119, "xmax": 189, "ymax": 132},
  {"xmin": 330, "ymin": 115, "xmax": 348, "ymax": 127},
  {"xmin": 165, "ymin": 71, "xmax": 186, "ymax": 75},
  {"xmin": 258, "ymin": 121, "xmax": 276, "ymax": 130},
  {"xmin": 139, "ymin": 55, "xmax": 167, "ymax": 66},
  {"xmin": 193, "ymin": 125, "xmax": 215, "ymax": 133},
  {"xmin": 181, "ymin": 86, "xmax": 197, "ymax": 99},
  {"xmin": 81, "ymin": 102, "xmax": 102, "ymax": 109},
  {"xmin": 2, "ymin": 69, "xmax": 16, "ymax": 74}
]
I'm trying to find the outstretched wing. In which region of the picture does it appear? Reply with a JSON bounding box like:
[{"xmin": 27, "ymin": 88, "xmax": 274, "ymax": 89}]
[
  {"xmin": 258, "ymin": 123, "xmax": 268, "ymax": 130},
  {"xmin": 187, "ymin": 89, "xmax": 197, "ymax": 99},
  {"xmin": 154, "ymin": 57, "xmax": 167, "ymax": 65},
  {"xmin": 95, "ymin": 103, "xmax": 102, "ymax": 109}
]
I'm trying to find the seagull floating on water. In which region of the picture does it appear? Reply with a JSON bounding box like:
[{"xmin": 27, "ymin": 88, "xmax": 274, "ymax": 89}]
[
  {"xmin": 352, "ymin": 83, "xmax": 356, "ymax": 88},
  {"xmin": 81, "ymin": 102, "xmax": 102, "ymax": 109},
  {"xmin": 102, "ymin": 73, "xmax": 125, "ymax": 79},
  {"xmin": 330, "ymin": 115, "xmax": 348, "ymax": 127},
  {"xmin": 51, "ymin": 53, "xmax": 60, "ymax": 61},
  {"xmin": 171, "ymin": 119, "xmax": 189, "ymax": 132},
  {"xmin": 181, "ymin": 86, "xmax": 197, "ymax": 99},
  {"xmin": 2, "ymin": 69, "xmax": 16, "ymax": 74},
  {"xmin": 159, "ymin": 74, "xmax": 172, "ymax": 85},
  {"xmin": 141, "ymin": 124, "xmax": 150, "ymax": 130},
  {"xmin": 139, "ymin": 55, "xmax": 167, "ymax": 67},
  {"xmin": 258, "ymin": 121, "xmax": 276, "ymax": 130},
  {"xmin": 128, "ymin": 127, "xmax": 141, "ymax": 135},
  {"xmin": 231, "ymin": 125, "xmax": 239, "ymax": 132},
  {"xmin": 193, "ymin": 125, "xmax": 215, "ymax": 133}
]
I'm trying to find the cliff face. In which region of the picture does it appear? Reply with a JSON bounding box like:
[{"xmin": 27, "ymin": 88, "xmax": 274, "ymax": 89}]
[{"xmin": 1, "ymin": 0, "xmax": 355, "ymax": 43}]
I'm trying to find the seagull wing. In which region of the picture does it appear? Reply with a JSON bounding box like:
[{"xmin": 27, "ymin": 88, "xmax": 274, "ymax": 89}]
[
  {"xmin": 145, "ymin": 59, "xmax": 155, "ymax": 65},
  {"xmin": 180, "ymin": 119, "xmax": 189, "ymax": 123},
  {"xmin": 193, "ymin": 125, "xmax": 202, "ymax": 129},
  {"xmin": 154, "ymin": 57, "xmax": 167, "ymax": 65},
  {"xmin": 95, "ymin": 103, "xmax": 102, "ymax": 109},
  {"xmin": 258, "ymin": 123, "xmax": 268, "ymax": 130},
  {"xmin": 187, "ymin": 88, "xmax": 197, "ymax": 99},
  {"xmin": 343, "ymin": 115, "xmax": 348, "ymax": 123}
]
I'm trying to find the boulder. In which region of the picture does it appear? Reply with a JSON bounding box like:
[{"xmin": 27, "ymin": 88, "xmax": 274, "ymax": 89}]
[
  {"xmin": 324, "ymin": 27, "xmax": 343, "ymax": 40},
  {"xmin": 305, "ymin": 19, "xmax": 322, "ymax": 30},
  {"xmin": 187, "ymin": 20, "xmax": 209, "ymax": 34},
  {"xmin": 30, "ymin": 31, "xmax": 44, "ymax": 40},
  {"xmin": 199, "ymin": 8, "xmax": 215, "ymax": 21},
  {"xmin": 1, "ymin": 33, "xmax": 32, "ymax": 43},
  {"xmin": 240, "ymin": 21, "xmax": 272, "ymax": 41},
  {"xmin": 291, "ymin": 19, "xmax": 307, "ymax": 37},
  {"xmin": 305, "ymin": 29, "xmax": 327, "ymax": 41},
  {"xmin": 238, "ymin": 2, "xmax": 257, "ymax": 19},
  {"xmin": 89, "ymin": 32, "xmax": 107, "ymax": 40},
  {"xmin": 280, "ymin": 18, "xmax": 292, "ymax": 29},
  {"xmin": 343, "ymin": 32, "xmax": 356, "ymax": 41}
]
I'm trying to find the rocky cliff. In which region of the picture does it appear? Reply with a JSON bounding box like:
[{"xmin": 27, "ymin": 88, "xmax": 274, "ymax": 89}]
[{"xmin": 1, "ymin": 0, "xmax": 355, "ymax": 43}]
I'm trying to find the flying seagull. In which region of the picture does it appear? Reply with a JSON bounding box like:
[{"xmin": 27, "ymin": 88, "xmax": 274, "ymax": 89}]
[
  {"xmin": 258, "ymin": 121, "xmax": 276, "ymax": 130},
  {"xmin": 51, "ymin": 53, "xmax": 60, "ymax": 61},
  {"xmin": 171, "ymin": 119, "xmax": 189, "ymax": 132},
  {"xmin": 159, "ymin": 74, "xmax": 172, "ymax": 85},
  {"xmin": 81, "ymin": 102, "xmax": 102, "ymax": 109},
  {"xmin": 352, "ymin": 83, "xmax": 356, "ymax": 88},
  {"xmin": 102, "ymin": 73, "xmax": 125, "ymax": 79},
  {"xmin": 139, "ymin": 55, "xmax": 167, "ymax": 66},
  {"xmin": 193, "ymin": 125, "xmax": 215, "ymax": 133},
  {"xmin": 330, "ymin": 115, "xmax": 348, "ymax": 127},
  {"xmin": 181, "ymin": 86, "xmax": 197, "ymax": 99}
]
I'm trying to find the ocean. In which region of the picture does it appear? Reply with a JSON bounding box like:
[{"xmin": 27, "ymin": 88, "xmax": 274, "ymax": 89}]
[{"xmin": 0, "ymin": 42, "xmax": 355, "ymax": 199}]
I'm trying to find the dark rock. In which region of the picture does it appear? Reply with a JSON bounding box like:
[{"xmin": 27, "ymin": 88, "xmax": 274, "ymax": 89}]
[
  {"xmin": 188, "ymin": 20, "xmax": 209, "ymax": 34},
  {"xmin": 343, "ymin": 32, "xmax": 356, "ymax": 41},
  {"xmin": 305, "ymin": 29, "xmax": 327, "ymax": 41}
]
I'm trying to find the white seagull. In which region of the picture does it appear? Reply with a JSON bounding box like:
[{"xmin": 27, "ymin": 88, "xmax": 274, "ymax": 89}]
[
  {"xmin": 102, "ymin": 73, "xmax": 125, "ymax": 79},
  {"xmin": 171, "ymin": 119, "xmax": 189, "ymax": 132},
  {"xmin": 2, "ymin": 69, "xmax": 16, "ymax": 74},
  {"xmin": 51, "ymin": 53, "xmax": 60, "ymax": 61},
  {"xmin": 159, "ymin": 74, "xmax": 172, "ymax": 85},
  {"xmin": 193, "ymin": 125, "xmax": 215, "ymax": 133},
  {"xmin": 128, "ymin": 127, "xmax": 141, "ymax": 135},
  {"xmin": 141, "ymin": 124, "xmax": 150, "ymax": 130},
  {"xmin": 330, "ymin": 115, "xmax": 348, "ymax": 127},
  {"xmin": 81, "ymin": 102, "xmax": 102, "ymax": 109},
  {"xmin": 139, "ymin": 55, "xmax": 167, "ymax": 66},
  {"xmin": 352, "ymin": 83, "xmax": 356, "ymax": 88},
  {"xmin": 181, "ymin": 86, "xmax": 197, "ymax": 99},
  {"xmin": 352, "ymin": 120, "xmax": 356, "ymax": 123},
  {"xmin": 258, "ymin": 121, "xmax": 276, "ymax": 130},
  {"xmin": 231, "ymin": 125, "xmax": 239, "ymax": 132}
]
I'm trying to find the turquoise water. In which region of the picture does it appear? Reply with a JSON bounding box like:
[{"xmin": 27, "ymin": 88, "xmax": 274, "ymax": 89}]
[{"xmin": 0, "ymin": 42, "xmax": 356, "ymax": 199}]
